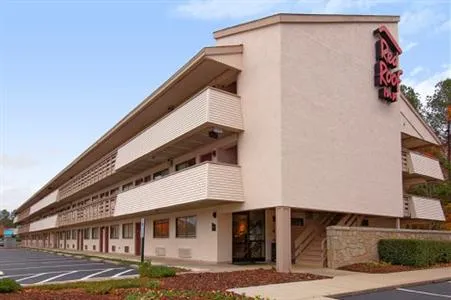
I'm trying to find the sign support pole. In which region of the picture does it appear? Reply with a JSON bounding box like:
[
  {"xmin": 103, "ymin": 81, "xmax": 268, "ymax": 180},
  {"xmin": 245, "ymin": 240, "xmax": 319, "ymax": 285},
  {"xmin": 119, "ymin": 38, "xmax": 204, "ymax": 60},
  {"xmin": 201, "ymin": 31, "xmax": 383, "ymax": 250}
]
[{"xmin": 140, "ymin": 218, "xmax": 145, "ymax": 263}]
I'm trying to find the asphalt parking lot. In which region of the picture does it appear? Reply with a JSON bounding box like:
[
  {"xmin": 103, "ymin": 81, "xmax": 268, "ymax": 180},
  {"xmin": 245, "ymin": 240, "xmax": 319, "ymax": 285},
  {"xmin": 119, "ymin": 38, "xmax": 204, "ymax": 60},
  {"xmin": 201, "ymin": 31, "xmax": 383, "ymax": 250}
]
[
  {"xmin": 339, "ymin": 281, "xmax": 451, "ymax": 299},
  {"xmin": 0, "ymin": 248, "xmax": 138, "ymax": 285}
]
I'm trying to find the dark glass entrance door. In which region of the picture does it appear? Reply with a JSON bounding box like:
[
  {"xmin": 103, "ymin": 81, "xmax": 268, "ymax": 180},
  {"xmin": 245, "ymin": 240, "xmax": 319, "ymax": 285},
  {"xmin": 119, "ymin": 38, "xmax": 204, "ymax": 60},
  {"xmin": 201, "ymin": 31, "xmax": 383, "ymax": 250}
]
[{"xmin": 232, "ymin": 210, "xmax": 265, "ymax": 263}]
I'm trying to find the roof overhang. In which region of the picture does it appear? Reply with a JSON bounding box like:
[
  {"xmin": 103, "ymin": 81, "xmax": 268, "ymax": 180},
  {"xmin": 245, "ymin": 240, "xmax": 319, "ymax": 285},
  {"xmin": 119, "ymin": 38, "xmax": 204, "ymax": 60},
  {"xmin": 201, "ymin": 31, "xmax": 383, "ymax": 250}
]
[
  {"xmin": 17, "ymin": 45, "xmax": 243, "ymax": 212},
  {"xmin": 400, "ymin": 93, "xmax": 442, "ymax": 149},
  {"xmin": 214, "ymin": 13, "xmax": 400, "ymax": 39}
]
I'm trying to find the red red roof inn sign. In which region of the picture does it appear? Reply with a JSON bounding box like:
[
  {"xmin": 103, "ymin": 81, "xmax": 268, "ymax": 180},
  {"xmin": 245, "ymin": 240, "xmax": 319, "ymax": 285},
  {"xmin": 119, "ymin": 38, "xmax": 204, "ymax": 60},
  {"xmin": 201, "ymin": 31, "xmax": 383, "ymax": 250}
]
[{"xmin": 374, "ymin": 25, "xmax": 403, "ymax": 103}]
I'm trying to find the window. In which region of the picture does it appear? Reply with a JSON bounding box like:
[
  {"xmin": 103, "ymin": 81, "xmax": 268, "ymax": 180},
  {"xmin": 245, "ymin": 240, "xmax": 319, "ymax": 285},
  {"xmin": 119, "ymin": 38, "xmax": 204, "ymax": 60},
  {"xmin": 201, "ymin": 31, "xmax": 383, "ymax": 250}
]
[
  {"xmin": 84, "ymin": 228, "xmax": 90, "ymax": 239},
  {"xmin": 153, "ymin": 168, "xmax": 169, "ymax": 180},
  {"xmin": 122, "ymin": 223, "xmax": 133, "ymax": 239},
  {"xmin": 92, "ymin": 227, "xmax": 99, "ymax": 239},
  {"xmin": 72, "ymin": 230, "xmax": 77, "ymax": 240},
  {"xmin": 176, "ymin": 216, "xmax": 196, "ymax": 238},
  {"xmin": 153, "ymin": 219, "xmax": 169, "ymax": 238},
  {"xmin": 110, "ymin": 225, "xmax": 119, "ymax": 239},
  {"xmin": 143, "ymin": 175, "xmax": 152, "ymax": 183},
  {"xmin": 66, "ymin": 231, "xmax": 71, "ymax": 240},
  {"xmin": 200, "ymin": 152, "xmax": 213, "ymax": 162},
  {"xmin": 122, "ymin": 182, "xmax": 134, "ymax": 192},
  {"xmin": 175, "ymin": 158, "xmax": 196, "ymax": 171},
  {"xmin": 135, "ymin": 178, "xmax": 144, "ymax": 186}
]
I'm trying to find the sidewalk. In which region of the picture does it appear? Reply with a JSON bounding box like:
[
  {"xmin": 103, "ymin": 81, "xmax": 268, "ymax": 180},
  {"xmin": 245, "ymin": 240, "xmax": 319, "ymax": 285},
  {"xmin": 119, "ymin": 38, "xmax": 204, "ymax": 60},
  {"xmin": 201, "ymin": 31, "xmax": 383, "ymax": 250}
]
[{"xmin": 229, "ymin": 267, "xmax": 451, "ymax": 300}]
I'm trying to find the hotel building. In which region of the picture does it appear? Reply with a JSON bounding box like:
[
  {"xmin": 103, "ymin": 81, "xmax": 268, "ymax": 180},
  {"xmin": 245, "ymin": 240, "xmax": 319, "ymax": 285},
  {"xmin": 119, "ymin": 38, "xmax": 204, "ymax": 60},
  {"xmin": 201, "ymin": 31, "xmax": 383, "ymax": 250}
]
[{"xmin": 14, "ymin": 14, "xmax": 446, "ymax": 272}]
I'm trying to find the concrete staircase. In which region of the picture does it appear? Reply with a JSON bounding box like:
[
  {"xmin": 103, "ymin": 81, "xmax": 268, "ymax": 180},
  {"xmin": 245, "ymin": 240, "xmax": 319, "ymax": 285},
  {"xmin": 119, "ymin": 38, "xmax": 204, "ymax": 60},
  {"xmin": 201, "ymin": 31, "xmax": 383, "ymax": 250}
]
[{"xmin": 293, "ymin": 213, "xmax": 364, "ymax": 267}]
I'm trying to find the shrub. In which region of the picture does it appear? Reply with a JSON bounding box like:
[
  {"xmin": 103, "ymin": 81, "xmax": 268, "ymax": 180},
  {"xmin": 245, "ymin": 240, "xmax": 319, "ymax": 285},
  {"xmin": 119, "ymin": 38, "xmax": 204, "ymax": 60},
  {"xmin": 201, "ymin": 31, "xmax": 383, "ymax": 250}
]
[
  {"xmin": 378, "ymin": 239, "xmax": 451, "ymax": 267},
  {"xmin": 138, "ymin": 260, "xmax": 176, "ymax": 278},
  {"xmin": 0, "ymin": 278, "xmax": 22, "ymax": 293}
]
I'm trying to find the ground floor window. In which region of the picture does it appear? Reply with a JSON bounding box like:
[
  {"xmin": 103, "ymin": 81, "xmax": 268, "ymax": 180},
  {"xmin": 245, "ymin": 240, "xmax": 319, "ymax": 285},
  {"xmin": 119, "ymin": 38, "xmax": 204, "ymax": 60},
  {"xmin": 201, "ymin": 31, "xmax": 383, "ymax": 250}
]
[
  {"xmin": 110, "ymin": 225, "xmax": 119, "ymax": 239},
  {"xmin": 92, "ymin": 227, "xmax": 99, "ymax": 239},
  {"xmin": 84, "ymin": 228, "xmax": 90, "ymax": 239},
  {"xmin": 176, "ymin": 216, "xmax": 196, "ymax": 238},
  {"xmin": 72, "ymin": 230, "xmax": 77, "ymax": 240},
  {"xmin": 153, "ymin": 219, "xmax": 169, "ymax": 238},
  {"xmin": 122, "ymin": 223, "xmax": 133, "ymax": 239}
]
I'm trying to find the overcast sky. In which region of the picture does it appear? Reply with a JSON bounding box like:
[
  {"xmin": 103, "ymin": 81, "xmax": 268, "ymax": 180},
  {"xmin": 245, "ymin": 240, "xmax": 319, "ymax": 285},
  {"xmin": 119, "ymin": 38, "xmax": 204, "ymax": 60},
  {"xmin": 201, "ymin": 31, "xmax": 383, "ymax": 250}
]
[{"xmin": 1, "ymin": 0, "xmax": 450, "ymax": 212}]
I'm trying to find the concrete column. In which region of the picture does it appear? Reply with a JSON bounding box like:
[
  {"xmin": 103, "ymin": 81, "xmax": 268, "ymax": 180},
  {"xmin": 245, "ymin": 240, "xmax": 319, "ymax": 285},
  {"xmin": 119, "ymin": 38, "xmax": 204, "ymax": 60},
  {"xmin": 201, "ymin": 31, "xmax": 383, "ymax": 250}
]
[
  {"xmin": 396, "ymin": 218, "xmax": 401, "ymax": 229},
  {"xmin": 265, "ymin": 209, "xmax": 275, "ymax": 262},
  {"xmin": 276, "ymin": 206, "xmax": 291, "ymax": 273}
]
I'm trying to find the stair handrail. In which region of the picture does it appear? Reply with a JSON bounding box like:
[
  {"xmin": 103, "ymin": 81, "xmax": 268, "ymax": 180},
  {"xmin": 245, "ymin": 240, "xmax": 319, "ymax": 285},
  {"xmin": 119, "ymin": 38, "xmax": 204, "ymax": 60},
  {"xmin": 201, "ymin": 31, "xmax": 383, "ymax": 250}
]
[{"xmin": 321, "ymin": 237, "xmax": 327, "ymax": 267}]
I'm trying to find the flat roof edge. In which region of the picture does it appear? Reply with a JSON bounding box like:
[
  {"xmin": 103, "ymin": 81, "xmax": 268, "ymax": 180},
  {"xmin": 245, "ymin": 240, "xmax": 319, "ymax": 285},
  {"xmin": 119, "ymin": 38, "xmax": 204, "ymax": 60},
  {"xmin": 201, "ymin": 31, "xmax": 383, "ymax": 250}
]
[
  {"xmin": 16, "ymin": 44, "xmax": 243, "ymax": 213},
  {"xmin": 214, "ymin": 13, "xmax": 400, "ymax": 39}
]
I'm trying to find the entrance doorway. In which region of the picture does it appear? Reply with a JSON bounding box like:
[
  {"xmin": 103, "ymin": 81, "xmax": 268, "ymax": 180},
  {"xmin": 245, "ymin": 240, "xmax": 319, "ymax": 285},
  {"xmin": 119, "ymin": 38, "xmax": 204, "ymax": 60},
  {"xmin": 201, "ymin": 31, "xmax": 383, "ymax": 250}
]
[
  {"xmin": 232, "ymin": 210, "xmax": 265, "ymax": 263},
  {"xmin": 135, "ymin": 223, "xmax": 141, "ymax": 256}
]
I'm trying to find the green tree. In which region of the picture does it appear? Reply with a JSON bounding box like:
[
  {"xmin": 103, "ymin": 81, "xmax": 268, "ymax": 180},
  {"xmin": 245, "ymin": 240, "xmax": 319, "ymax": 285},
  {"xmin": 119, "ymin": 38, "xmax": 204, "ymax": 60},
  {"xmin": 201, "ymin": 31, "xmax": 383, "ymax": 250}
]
[
  {"xmin": 0, "ymin": 210, "xmax": 14, "ymax": 228},
  {"xmin": 424, "ymin": 79, "xmax": 451, "ymax": 142},
  {"xmin": 401, "ymin": 84, "xmax": 422, "ymax": 113}
]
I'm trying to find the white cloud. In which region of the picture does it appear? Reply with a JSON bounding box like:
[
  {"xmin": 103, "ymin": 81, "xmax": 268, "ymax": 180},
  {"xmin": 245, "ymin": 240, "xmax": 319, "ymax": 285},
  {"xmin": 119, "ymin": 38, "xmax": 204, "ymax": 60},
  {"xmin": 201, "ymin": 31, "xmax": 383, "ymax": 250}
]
[
  {"xmin": 175, "ymin": 0, "xmax": 285, "ymax": 20},
  {"xmin": 404, "ymin": 66, "xmax": 451, "ymax": 102},
  {"xmin": 409, "ymin": 66, "xmax": 424, "ymax": 77},
  {"xmin": 436, "ymin": 19, "xmax": 451, "ymax": 32},
  {"xmin": 403, "ymin": 41, "xmax": 418, "ymax": 52},
  {"xmin": 400, "ymin": 8, "xmax": 446, "ymax": 35},
  {"xmin": 0, "ymin": 154, "xmax": 37, "ymax": 169}
]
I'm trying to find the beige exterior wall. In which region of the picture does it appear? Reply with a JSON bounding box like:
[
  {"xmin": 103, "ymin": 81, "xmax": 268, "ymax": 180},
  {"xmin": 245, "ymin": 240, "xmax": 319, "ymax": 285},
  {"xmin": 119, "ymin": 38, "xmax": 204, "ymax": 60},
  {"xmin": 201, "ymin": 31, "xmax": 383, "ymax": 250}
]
[
  {"xmin": 114, "ymin": 163, "xmax": 244, "ymax": 217},
  {"xmin": 29, "ymin": 190, "xmax": 59, "ymax": 215},
  {"xmin": 115, "ymin": 88, "xmax": 243, "ymax": 170},
  {"xmin": 216, "ymin": 25, "xmax": 283, "ymax": 210},
  {"xmin": 144, "ymin": 207, "xmax": 221, "ymax": 262},
  {"xmin": 327, "ymin": 226, "xmax": 451, "ymax": 268},
  {"xmin": 279, "ymin": 22, "xmax": 403, "ymax": 217}
]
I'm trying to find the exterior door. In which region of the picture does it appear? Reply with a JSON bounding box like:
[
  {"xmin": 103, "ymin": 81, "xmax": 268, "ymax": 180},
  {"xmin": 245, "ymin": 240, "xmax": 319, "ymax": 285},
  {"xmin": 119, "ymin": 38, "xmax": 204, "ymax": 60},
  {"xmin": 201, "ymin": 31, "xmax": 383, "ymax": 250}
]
[
  {"xmin": 104, "ymin": 227, "xmax": 109, "ymax": 253},
  {"xmin": 135, "ymin": 223, "xmax": 141, "ymax": 256},
  {"xmin": 232, "ymin": 210, "xmax": 266, "ymax": 263},
  {"xmin": 100, "ymin": 227, "xmax": 104, "ymax": 252}
]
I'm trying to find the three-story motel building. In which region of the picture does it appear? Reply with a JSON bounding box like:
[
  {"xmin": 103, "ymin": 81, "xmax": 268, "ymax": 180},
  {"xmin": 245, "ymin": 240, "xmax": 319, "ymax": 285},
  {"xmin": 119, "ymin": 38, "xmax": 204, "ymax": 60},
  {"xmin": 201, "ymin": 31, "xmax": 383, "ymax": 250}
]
[{"xmin": 14, "ymin": 13, "xmax": 445, "ymax": 272}]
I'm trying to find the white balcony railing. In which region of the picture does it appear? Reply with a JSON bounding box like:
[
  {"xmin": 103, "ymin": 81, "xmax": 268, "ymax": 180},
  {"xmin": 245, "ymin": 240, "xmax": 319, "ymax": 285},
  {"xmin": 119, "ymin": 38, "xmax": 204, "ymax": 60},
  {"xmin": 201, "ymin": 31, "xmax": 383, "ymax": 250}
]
[
  {"xmin": 29, "ymin": 215, "xmax": 58, "ymax": 232},
  {"xmin": 402, "ymin": 150, "xmax": 444, "ymax": 180},
  {"xmin": 404, "ymin": 195, "xmax": 445, "ymax": 221},
  {"xmin": 56, "ymin": 196, "xmax": 116, "ymax": 227},
  {"xmin": 115, "ymin": 87, "xmax": 243, "ymax": 170},
  {"xmin": 114, "ymin": 162, "xmax": 244, "ymax": 217},
  {"xmin": 29, "ymin": 190, "xmax": 59, "ymax": 216}
]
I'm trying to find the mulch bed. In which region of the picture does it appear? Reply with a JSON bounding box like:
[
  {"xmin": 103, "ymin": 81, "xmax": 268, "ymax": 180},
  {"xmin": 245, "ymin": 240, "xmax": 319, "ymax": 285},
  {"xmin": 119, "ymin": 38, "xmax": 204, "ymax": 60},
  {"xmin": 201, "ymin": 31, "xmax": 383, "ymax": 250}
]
[
  {"xmin": 159, "ymin": 269, "xmax": 329, "ymax": 291},
  {"xmin": 339, "ymin": 262, "xmax": 451, "ymax": 273},
  {"xmin": 0, "ymin": 269, "xmax": 329, "ymax": 299}
]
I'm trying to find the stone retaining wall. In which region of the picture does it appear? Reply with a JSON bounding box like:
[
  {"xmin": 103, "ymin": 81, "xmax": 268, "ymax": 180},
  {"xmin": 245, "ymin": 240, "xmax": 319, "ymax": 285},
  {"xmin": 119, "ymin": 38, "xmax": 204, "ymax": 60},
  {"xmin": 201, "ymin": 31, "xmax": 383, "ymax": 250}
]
[{"xmin": 327, "ymin": 226, "xmax": 451, "ymax": 268}]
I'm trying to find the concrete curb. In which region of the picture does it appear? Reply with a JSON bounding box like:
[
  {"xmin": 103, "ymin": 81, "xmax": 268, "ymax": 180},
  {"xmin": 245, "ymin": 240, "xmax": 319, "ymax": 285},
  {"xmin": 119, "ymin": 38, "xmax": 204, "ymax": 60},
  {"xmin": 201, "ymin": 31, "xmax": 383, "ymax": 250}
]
[
  {"xmin": 21, "ymin": 274, "xmax": 139, "ymax": 287},
  {"xmin": 329, "ymin": 277, "xmax": 451, "ymax": 298}
]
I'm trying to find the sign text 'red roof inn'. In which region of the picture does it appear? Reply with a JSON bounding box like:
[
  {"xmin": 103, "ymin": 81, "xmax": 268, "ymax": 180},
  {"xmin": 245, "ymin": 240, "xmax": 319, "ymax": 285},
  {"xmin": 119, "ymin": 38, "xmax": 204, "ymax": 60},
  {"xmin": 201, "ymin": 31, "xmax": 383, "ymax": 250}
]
[{"xmin": 374, "ymin": 25, "xmax": 402, "ymax": 103}]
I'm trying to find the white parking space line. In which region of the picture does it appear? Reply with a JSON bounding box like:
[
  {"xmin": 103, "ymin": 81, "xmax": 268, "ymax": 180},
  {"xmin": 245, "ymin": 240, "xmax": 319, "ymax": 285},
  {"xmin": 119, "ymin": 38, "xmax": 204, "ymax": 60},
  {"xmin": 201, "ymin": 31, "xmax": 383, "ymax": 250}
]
[
  {"xmin": 16, "ymin": 273, "xmax": 47, "ymax": 283},
  {"xmin": 37, "ymin": 271, "xmax": 78, "ymax": 284},
  {"xmin": 80, "ymin": 268, "xmax": 113, "ymax": 280},
  {"xmin": 0, "ymin": 267, "xmax": 126, "ymax": 280},
  {"xmin": 397, "ymin": 288, "xmax": 451, "ymax": 298},
  {"xmin": 112, "ymin": 269, "xmax": 135, "ymax": 278},
  {"xmin": 0, "ymin": 262, "xmax": 104, "ymax": 271},
  {"xmin": 0, "ymin": 259, "xmax": 75, "ymax": 266}
]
